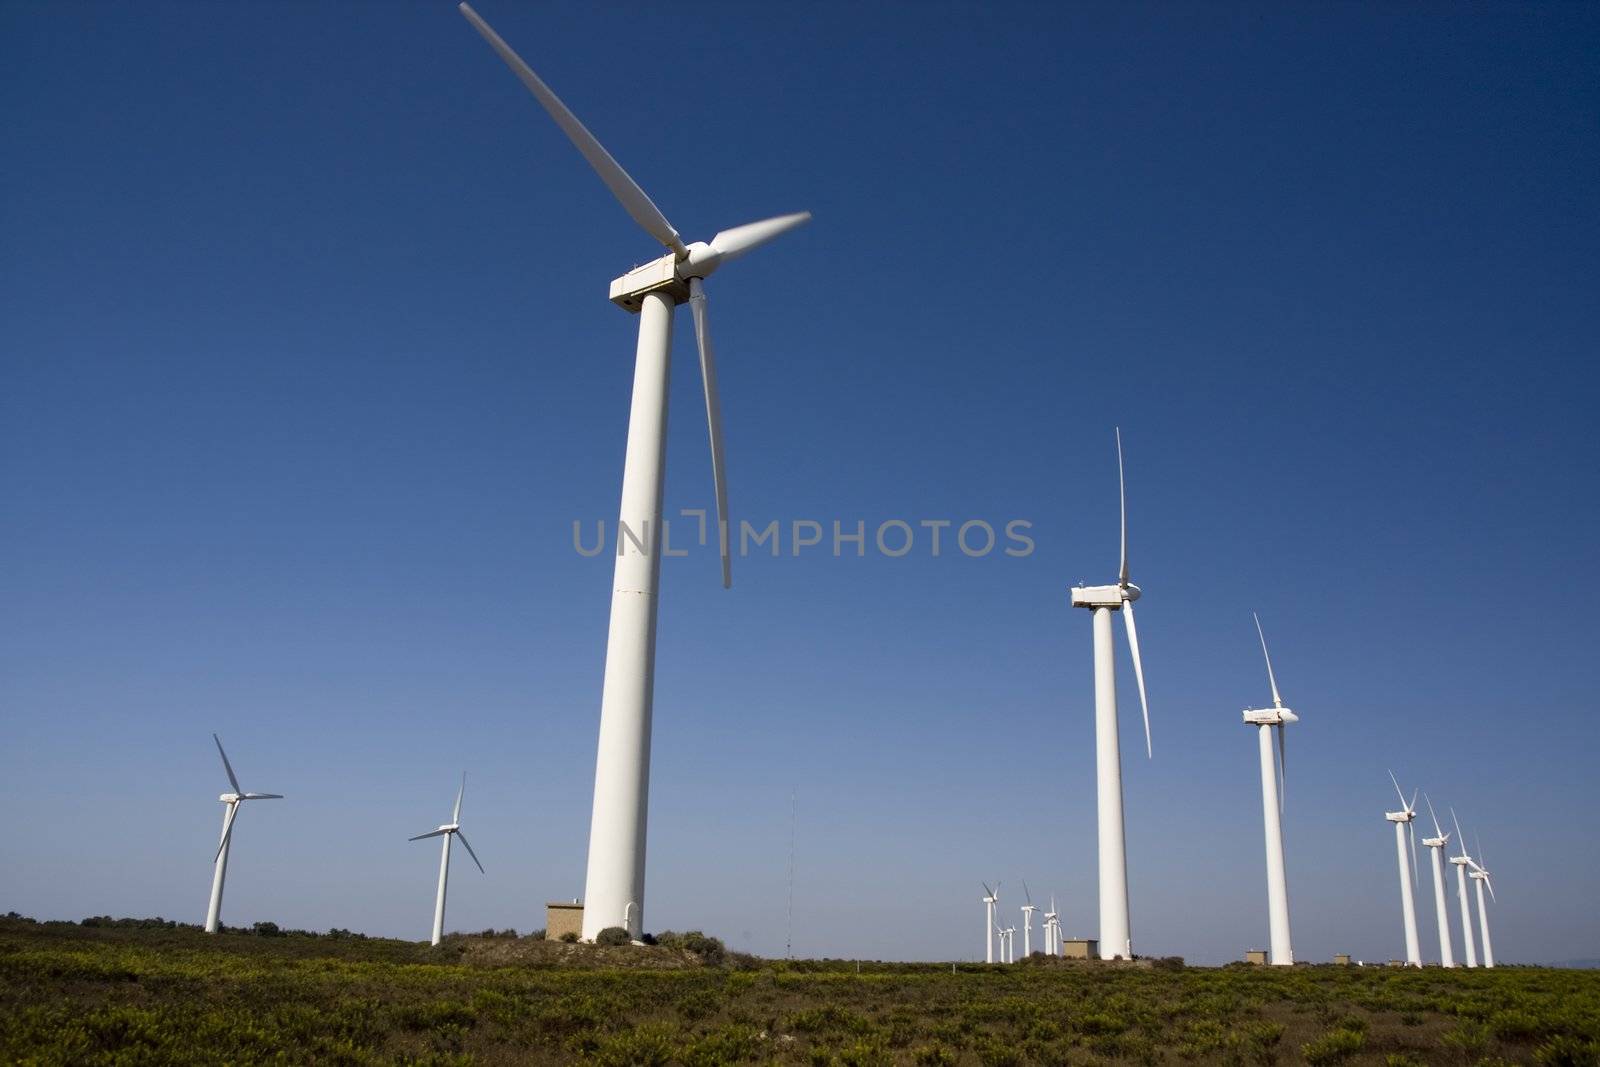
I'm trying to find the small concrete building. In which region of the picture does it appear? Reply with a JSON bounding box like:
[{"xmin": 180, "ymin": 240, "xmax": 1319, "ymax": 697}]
[
  {"xmin": 1061, "ymin": 938, "xmax": 1099, "ymax": 960},
  {"xmin": 546, "ymin": 900, "xmax": 584, "ymax": 942},
  {"xmin": 1245, "ymin": 949, "xmax": 1269, "ymax": 965},
  {"xmin": 1333, "ymin": 953, "xmax": 1352, "ymax": 966}
]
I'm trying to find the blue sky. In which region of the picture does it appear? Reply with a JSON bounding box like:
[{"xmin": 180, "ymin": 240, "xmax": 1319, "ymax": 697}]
[{"xmin": 3, "ymin": 1, "xmax": 1598, "ymax": 965}]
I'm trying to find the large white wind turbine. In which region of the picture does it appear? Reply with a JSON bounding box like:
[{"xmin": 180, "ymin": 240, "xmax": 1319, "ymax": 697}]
[
  {"xmin": 1043, "ymin": 894, "xmax": 1059, "ymax": 956},
  {"xmin": 1449, "ymin": 808, "xmax": 1480, "ymax": 967},
  {"xmin": 204, "ymin": 734, "xmax": 282, "ymax": 934},
  {"xmin": 458, "ymin": 4, "xmax": 811, "ymax": 941},
  {"xmin": 409, "ymin": 772, "xmax": 485, "ymax": 947},
  {"xmin": 1069, "ymin": 428, "xmax": 1152, "ymax": 960},
  {"xmin": 1241, "ymin": 614, "xmax": 1297, "ymax": 965},
  {"xmin": 1385, "ymin": 771, "xmax": 1422, "ymax": 967},
  {"xmin": 981, "ymin": 882, "xmax": 999, "ymax": 964},
  {"xmin": 1020, "ymin": 881, "xmax": 1037, "ymax": 958},
  {"xmin": 1421, "ymin": 795, "xmax": 1456, "ymax": 967},
  {"xmin": 1470, "ymin": 833, "xmax": 1497, "ymax": 968}
]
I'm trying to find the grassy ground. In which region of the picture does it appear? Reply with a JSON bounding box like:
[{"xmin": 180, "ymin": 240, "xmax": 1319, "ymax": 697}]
[{"xmin": 2, "ymin": 917, "xmax": 1598, "ymax": 1065}]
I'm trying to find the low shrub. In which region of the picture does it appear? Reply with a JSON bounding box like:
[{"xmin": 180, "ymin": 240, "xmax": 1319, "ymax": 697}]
[
  {"xmin": 596, "ymin": 926, "xmax": 631, "ymax": 946},
  {"xmin": 1302, "ymin": 1027, "xmax": 1366, "ymax": 1064}
]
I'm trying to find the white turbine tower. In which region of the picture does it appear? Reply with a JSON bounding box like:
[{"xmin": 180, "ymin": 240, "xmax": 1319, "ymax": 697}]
[
  {"xmin": 409, "ymin": 772, "xmax": 485, "ymax": 947},
  {"xmin": 1470, "ymin": 833, "xmax": 1497, "ymax": 968},
  {"xmin": 1068, "ymin": 428, "xmax": 1152, "ymax": 961},
  {"xmin": 981, "ymin": 882, "xmax": 1000, "ymax": 964},
  {"xmin": 458, "ymin": 4, "xmax": 811, "ymax": 941},
  {"xmin": 1242, "ymin": 613, "xmax": 1297, "ymax": 965},
  {"xmin": 1385, "ymin": 771, "xmax": 1422, "ymax": 967},
  {"xmin": 1449, "ymin": 808, "xmax": 1480, "ymax": 967},
  {"xmin": 204, "ymin": 734, "xmax": 282, "ymax": 934},
  {"xmin": 1002, "ymin": 923, "xmax": 1016, "ymax": 964},
  {"xmin": 1421, "ymin": 795, "xmax": 1456, "ymax": 967},
  {"xmin": 1020, "ymin": 881, "xmax": 1037, "ymax": 958}
]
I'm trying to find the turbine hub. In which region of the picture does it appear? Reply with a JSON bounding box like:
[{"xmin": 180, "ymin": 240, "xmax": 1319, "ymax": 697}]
[
  {"xmin": 1121, "ymin": 582, "xmax": 1142, "ymax": 603},
  {"xmin": 676, "ymin": 241, "xmax": 722, "ymax": 281}
]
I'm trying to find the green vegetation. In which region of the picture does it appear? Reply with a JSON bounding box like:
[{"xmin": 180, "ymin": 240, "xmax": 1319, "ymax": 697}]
[{"xmin": 3, "ymin": 916, "xmax": 1599, "ymax": 1064}]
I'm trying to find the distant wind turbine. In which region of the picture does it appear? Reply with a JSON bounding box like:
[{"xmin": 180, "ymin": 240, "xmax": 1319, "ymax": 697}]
[
  {"xmin": 1449, "ymin": 807, "xmax": 1480, "ymax": 967},
  {"xmin": 1469, "ymin": 832, "xmax": 1497, "ymax": 968},
  {"xmin": 981, "ymin": 882, "xmax": 1000, "ymax": 964},
  {"xmin": 409, "ymin": 772, "xmax": 485, "ymax": 946},
  {"xmin": 1069, "ymin": 428, "xmax": 1153, "ymax": 960},
  {"xmin": 1043, "ymin": 894, "xmax": 1059, "ymax": 956},
  {"xmin": 1420, "ymin": 795, "xmax": 1456, "ymax": 967},
  {"xmin": 457, "ymin": 3, "xmax": 811, "ymax": 942},
  {"xmin": 1242, "ymin": 614, "xmax": 1297, "ymax": 965},
  {"xmin": 1385, "ymin": 771, "xmax": 1422, "ymax": 967},
  {"xmin": 1020, "ymin": 881, "xmax": 1037, "ymax": 958},
  {"xmin": 205, "ymin": 734, "xmax": 282, "ymax": 934}
]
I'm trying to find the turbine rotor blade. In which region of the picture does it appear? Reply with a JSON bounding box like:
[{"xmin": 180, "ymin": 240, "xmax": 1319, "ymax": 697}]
[
  {"xmin": 1410, "ymin": 820, "xmax": 1419, "ymax": 886},
  {"xmin": 1409, "ymin": 788, "xmax": 1419, "ymax": 815},
  {"xmin": 213, "ymin": 734, "xmax": 241, "ymax": 795},
  {"xmin": 215, "ymin": 801, "xmax": 239, "ymax": 862},
  {"xmin": 1022, "ymin": 880, "xmax": 1032, "ymax": 905},
  {"xmin": 981, "ymin": 882, "xmax": 993, "ymax": 899},
  {"xmin": 1122, "ymin": 600, "xmax": 1152, "ymax": 758},
  {"xmin": 1116, "ymin": 427, "xmax": 1129, "ymax": 588},
  {"xmin": 1425, "ymin": 793, "xmax": 1444, "ymax": 839},
  {"xmin": 688, "ymin": 277, "xmax": 732, "ymax": 588},
  {"xmin": 1253, "ymin": 613, "xmax": 1283, "ymax": 708},
  {"xmin": 1484, "ymin": 875, "xmax": 1496, "ymax": 903},
  {"xmin": 241, "ymin": 793, "xmax": 283, "ymax": 800},
  {"xmin": 1451, "ymin": 807, "xmax": 1467, "ymax": 857},
  {"xmin": 453, "ymin": 772, "xmax": 466, "ymax": 825},
  {"xmin": 456, "ymin": 831, "xmax": 485, "ymax": 875},
  {"xmin": 709, "ymin": 212, "xmax": 812, "ymax": 262},
  {"xmin": 410, "ymin": 828, "xmax": 450, "ymax": 841},
  {"xmin": 1388, "ymin": 769, "xmax": 1408, "ymax": 811},
  {"xmin": 457, "ymin": 3, "xmax": 687, "ymax": 257},
  {"xmin": 1276, "ymin": 723, "xmax": 1287, "ymax": 815}
]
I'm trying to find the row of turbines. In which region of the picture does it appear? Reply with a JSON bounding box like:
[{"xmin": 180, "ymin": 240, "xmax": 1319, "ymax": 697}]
[
  {"xmin": 204, "ymin": 734, "xmax": 482, "ymax": 946},
  {"xmin": 981, "ymin": 883, "xmax": 1069, "ymax": 965},
  {"xmin": 1386, "ymin": 775, "xmax": 1498, "ymax": 968}
]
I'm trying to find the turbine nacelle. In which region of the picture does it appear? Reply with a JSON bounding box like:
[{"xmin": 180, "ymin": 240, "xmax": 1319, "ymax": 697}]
[
  {"xmin": 1069, "ymin": 583, "xmax": 1127, "ymax": 609},
  {"xmin": 1386, "ymin": 809, "xmax": 1417, "ymax": 823},
  {"xmin": 1242, "ymin": 707, "xmax": 1297, "ymax": 726},
  {"xmin": 1422, "ymin": 835, "xmax": 1449, "ymax": 848}
]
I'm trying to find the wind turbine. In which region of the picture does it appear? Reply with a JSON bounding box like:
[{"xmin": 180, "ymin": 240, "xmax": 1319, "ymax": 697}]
[
  {"xmin": 458, "ymin": 4, "xmax": 811, "ymax": 941},
  {"xmin": 1385, "ymin": 771, "xmax": 1422, "ymax": 967},
  {"xmin": 1020, "ymin": 881, "xmax": 1037, "ymax": 958},
  {"xmin": 1421, "ymin": 795, "xmax": 1456, "ymax": 967},
  {"xmin": 981, "ymin": 882, "xmax": 1000, "ymax": 964},
  {"xmin": 1470, "ymin": 833, "xmax": 1497, "ymax": 968},
  {"xmin": 1242, "ymin": 614, "xmax": 1297, "ymax": 965},
  {"xmin": 1043, "ymin": 894, "xmax": 1059, "ymax": 956},
  {"xmin": 1001, "ymin": 922, "xmax": 1016, "ymax": 964},
  {"xmin": 409, "ymin": 772, "xmax": 485, "ymax": 947},
  {"xmin": 1068, "ymin": 428, "xmax": 1152, "ymax": 961},
  {"xmin": 1449, "ymin": 807, "xmax": 1480, "ymax": 967},
  {"xmin": 204, "ymin": 734, "xmax": 282, "ymax": 934}
]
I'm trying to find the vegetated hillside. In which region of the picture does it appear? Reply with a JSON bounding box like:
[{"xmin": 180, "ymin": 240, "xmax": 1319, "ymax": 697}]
[{"xmin": 2, "ymin": 916, "xmax": 1599, "ymax": 1065}]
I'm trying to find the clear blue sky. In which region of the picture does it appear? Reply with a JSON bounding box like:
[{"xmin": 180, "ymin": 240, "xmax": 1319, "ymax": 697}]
[{"xmin": 3, "ymin": 1, "xmax": 1597, "ymax": 965}]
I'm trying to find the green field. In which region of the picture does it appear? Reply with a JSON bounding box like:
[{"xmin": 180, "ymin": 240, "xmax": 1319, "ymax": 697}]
[{"xmin": 2, "ymin": 916, "xmax": 1597, "ymax": 1065}]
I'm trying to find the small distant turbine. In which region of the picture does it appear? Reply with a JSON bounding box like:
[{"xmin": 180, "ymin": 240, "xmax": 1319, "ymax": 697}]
[
  {"xmin": 1421, "ymin": 795, "xmax": 1456, "ymax": 967},
  {"xmin": 1020, "ymin": 881, "xmax": 1037, "ymax": 958},
  {"xmin": 410, "ymin": 772, "xmax": 485, "ymax": 946},
  {"xmin": 1385, "ymin": 771, "xmax": 1422, "ymax": 967},
  {"xmin": 1242, "ymin": 614, "xmax": 1298, "ymax": 965},
  {"xmin": 1042, "ymin": 894, "xmax": 1060, "ymax": 956},
  {"xmin": 1469, "ymin": 833, "xmax": 1497, "ymax": 968},
  {"xmin": 205, "ymin": 734, "xmax": 282, "ymax": 934},
  {"xmin": 981, "ymin": 882, "xmax": 1000, "ymax": 964},
  {"xmin": 1448, "ymin": 807, "xmax": 1480, "ymax": 967}
]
